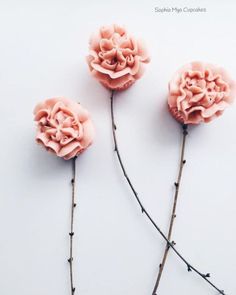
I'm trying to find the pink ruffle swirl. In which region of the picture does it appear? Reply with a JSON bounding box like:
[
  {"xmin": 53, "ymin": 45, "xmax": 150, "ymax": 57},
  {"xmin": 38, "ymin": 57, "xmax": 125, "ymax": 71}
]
[
  {"xmin": 34, "ymin": 98, "xmax": 94, "ymax": 160},
  {"xmin": 86, "ymin": 24, "xmax": 150, "ymax": 91},
  {"xmin": 168, "ymin": 62, "xmax": 236, "ymax": 124}
]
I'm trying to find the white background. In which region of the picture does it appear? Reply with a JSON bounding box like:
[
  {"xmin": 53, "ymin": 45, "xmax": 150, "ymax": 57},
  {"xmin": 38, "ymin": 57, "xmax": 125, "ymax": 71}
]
[{"xmin": 0, "ymin": 0, "xmax": 235, "ymax": 294}]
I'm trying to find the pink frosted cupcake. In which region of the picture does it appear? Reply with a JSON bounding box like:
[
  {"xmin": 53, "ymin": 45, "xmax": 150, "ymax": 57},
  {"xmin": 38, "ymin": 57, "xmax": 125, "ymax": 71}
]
[
  {"xmin": 87, "ymin": 24, "xmax": 150, "ymax": 91},
  {"xmin": 168, "ymin": 62, "xmax": 236, "ymax": 124},
  {"xmin": 34, "ymin": 97, "xmax": 94, "ymax": 160}
]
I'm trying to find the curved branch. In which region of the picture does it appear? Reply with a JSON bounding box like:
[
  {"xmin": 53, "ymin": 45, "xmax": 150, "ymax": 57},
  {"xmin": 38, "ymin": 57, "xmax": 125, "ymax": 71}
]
[
  {"xmin": 110, "ymin": 90, "xmax": 225, "ymax": 295},
  {"xmin": 152, "ymin": 125, "xmax": 187, "ymax": 294}
]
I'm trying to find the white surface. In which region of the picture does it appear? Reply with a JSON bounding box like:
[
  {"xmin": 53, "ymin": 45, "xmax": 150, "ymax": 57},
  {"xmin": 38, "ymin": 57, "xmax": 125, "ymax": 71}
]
[{"xmin": 0, "ymin": 0, "xmax": 235, "ymax": 294}]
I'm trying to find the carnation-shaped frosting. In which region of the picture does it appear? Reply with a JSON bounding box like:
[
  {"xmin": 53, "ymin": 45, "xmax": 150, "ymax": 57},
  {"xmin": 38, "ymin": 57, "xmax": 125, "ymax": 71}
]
[
  {"xmin": 34, "ymin": 98, "xmax": 94, "ymax": 160},
  {"xmin": 87, "ymin": 24, "xmax": 150, "ymax": 91},
  {"xmin": 168, "ymin": 62, "xmax": 236, "ymax": 124}
]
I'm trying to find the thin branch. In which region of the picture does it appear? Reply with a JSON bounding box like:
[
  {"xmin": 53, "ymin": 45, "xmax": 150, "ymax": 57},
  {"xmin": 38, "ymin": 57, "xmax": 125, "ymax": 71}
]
[
  {"xmin": 110, "ymin": 90, "xmax": 225, "ymax": 295},
  {"xmin": 152, "ymin": 124, "xmax": 188, "ymax": 294},
  {"xmin": 68, "ymin": 156, "xmax": 77, "ymax": 294}
]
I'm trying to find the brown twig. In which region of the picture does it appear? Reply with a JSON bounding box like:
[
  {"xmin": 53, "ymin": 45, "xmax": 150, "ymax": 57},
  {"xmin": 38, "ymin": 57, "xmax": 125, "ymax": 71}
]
[
  {"xmin": 110, "ymin": 90, "xmax": 225, "ymax": 295},
  {"xmin": 152, "ymin": 124, "xmax": 188, "ymax": 294},
  {"xmin": 68, "ymin": 156, "xmax": 77, "ymax": 294}
]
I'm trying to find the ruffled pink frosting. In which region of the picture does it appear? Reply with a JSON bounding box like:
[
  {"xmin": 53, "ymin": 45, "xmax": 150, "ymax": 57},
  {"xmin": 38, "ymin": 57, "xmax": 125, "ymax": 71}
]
[
  {"xmin": 168, "ymin": 62, "xmax": 236, "ymax": 124},
  {"xmin": 87, "ymin": 24, "xmax": 150, "ymax": 91},
  {"xmin": 34, "ymin": 98, "xmax": 94, "ymax": 160}
]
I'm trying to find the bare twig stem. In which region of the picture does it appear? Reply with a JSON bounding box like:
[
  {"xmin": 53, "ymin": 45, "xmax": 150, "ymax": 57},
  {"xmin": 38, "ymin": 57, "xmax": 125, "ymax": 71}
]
[
  {"xmin": 68, "ymin": 156, "xmax": 77, "ymax": 294},
  {"xmin": 152, "ymin": 124, "xmax": 188, "ymax": 294},
  {"xmin": 110, "ymin": 90, "xmax": 225, "ymax": 295}
]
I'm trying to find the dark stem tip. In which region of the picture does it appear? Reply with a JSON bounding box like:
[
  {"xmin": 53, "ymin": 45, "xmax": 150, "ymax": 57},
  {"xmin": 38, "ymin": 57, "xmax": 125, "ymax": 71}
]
[{"xmin": 182, "ymin": 124, "xmax": 188, "ymax": 135}]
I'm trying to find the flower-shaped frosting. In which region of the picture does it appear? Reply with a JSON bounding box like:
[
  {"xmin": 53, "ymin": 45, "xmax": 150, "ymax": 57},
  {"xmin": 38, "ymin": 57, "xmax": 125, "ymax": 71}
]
[
  {"xmin": 168, "ymin": 62, "xmax": 236, "ymax": 124},
  {"xmin": 87, "ymin": 24, "xmax": 150, "ymax": 90},
  {"xmin": 34, "ymin": 98, "xmax": 94, "ymax": 160}
]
